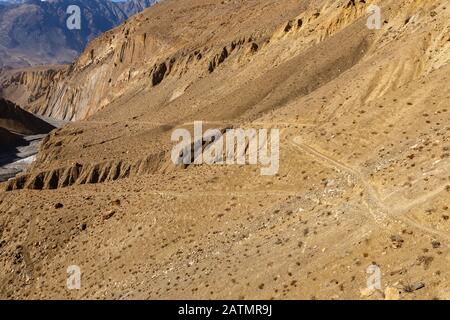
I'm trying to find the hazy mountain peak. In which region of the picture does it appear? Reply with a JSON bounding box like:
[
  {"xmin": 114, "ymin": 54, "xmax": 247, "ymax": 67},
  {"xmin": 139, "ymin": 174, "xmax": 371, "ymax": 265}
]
[{"xmin": 0, "ymin": 0, "xmax": 158, "ymax": 67}]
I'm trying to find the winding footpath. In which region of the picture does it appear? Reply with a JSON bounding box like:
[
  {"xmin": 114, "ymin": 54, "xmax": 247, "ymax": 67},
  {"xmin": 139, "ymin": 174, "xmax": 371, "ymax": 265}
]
[{"xmin": 290, "ymin": 136, "xmax": 450, "ymax": 242}]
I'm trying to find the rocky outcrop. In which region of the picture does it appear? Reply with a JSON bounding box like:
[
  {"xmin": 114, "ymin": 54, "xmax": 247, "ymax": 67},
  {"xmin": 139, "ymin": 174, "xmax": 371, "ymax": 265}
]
[{"xmin": 5, "ymin": 150, "xmax": 168, "ymax": 191}]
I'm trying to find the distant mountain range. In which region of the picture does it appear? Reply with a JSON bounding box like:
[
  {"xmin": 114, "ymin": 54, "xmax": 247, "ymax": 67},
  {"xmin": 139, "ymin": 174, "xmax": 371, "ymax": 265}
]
[{"xmin": 0, "ymin": 0, "xmax": 159, "ymax": 68}]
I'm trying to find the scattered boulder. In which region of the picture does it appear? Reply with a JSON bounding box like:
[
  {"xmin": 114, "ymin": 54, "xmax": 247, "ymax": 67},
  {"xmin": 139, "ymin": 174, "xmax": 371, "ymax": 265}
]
[
  {"xmin": 416, "ymin": 255, "xmax": 434, "ymax": 270},
  {"xmin": 103, "ymin": 210, "xmax": 116, "ymax": 220},
  {"xmin": 110, "ymin": 199, "xmax": 121, "ymax": 206},
  {"xmin": 54, "ymin": 203, "xmax": 64, "ymax": 209},
  {"xmin": 431, "ymin": 240, "xmax": 441, "ymax": 249},
  {"xmin": 390, "ymin": 235, "xmax": 404, "ymax": 249},
  {"xmin": 152, "ymin": 62, "xmax": 167, "ymax": 86}
]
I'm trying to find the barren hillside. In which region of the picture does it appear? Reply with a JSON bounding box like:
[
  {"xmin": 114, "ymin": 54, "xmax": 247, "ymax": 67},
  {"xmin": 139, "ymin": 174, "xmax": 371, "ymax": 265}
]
[{"xmin": 1, "ymin": 0, "xmax": 450, "ymax": 300}]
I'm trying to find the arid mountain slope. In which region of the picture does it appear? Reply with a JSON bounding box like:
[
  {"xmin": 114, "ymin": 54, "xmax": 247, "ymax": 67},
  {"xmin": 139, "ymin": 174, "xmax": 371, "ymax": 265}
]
[{"xmin": 1, "ymin": 0, "xmax": 450, "ymax": 300}]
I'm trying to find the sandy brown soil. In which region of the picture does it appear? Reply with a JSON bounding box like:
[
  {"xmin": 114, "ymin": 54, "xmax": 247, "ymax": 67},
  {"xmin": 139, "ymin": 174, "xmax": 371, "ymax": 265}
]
[{"xmin": 1, "ymin": 0, "xmax": 450, "ymax": 300}]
